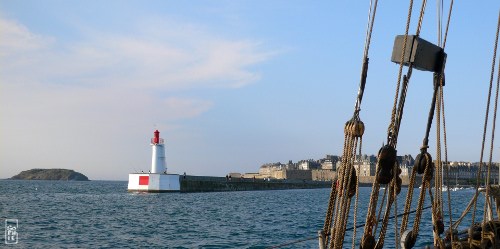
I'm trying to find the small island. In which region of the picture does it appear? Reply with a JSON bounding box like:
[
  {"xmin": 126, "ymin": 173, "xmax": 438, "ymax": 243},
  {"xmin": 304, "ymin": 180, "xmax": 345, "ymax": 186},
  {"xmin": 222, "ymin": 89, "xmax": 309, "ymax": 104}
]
[{"xmin": 10, "ymin": 169, "xmax": 90, "ymax": 181}]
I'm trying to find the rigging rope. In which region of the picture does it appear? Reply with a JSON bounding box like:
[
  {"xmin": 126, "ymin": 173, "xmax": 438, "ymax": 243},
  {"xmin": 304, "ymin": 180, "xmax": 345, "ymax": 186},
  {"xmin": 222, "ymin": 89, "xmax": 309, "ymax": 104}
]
[
  {"xmin": 394, "ymin": 173, "xmax": 399, "ymax": 249},
  {"xmin": 322, "ymin": 1, "xmax": 378, "ymax": 248},
  {"xmin": 355, "ymin": 0, "xmax": 379, "ymax": 113},
  {"xmin": 352, "ymin": 138, "xmax": 363, "ymax": 249},
  {"xmin": 452, "ymin": 192, "xmax": 479, "ymax": 230},
  {"xmin": 399, "ymin": 1, "xmax": 455, "ymax": 248},
  {"xmin": 331, "ymin": 136, "xmax": 358, "ymax": 249},
  {"xmin": 324, "ymin": 0, "xmax": 458, "ymax": 248},
  {"xmin": 442, "ymin": 94, "xmax": 454, "ymax": 246},
  {"xmin": 471, "ymin": 8, "xmax": 500, "ymax": 230},
  {"xmin": 270, "ymin": 207, "xmax": 432, "ymax": 249},
  {"xmin": 438, "ymin": 0, "xmax": 454, "ymax": 246},
  {"xmin": 483, "ymin": 10, "xmax": 500, "ymax": 235},
  {"xmin": 434, "ymin": 72, "xmax": 444, "ymax": 247},
  {"xmin": 363, "ymin": 1, "xmax": 430, "ymax": 248},
  {"xmin": 388, "ymin": 0, "xmax": 414, "ymax": 143},
  {"xmin": 361, "ymin": 1, "xmax": 416, "ymax": 247}
]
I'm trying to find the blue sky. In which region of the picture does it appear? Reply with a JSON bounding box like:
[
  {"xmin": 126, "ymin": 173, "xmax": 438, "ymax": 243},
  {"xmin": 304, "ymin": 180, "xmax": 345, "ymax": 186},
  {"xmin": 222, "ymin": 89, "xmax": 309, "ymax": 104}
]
[{"xmin": 0, "ymin": 1, "xmax": 499, "ymax": 180}]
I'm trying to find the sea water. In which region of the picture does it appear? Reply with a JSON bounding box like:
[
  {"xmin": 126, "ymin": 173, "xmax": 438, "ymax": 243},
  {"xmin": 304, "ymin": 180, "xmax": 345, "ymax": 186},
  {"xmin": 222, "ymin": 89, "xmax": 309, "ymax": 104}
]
[{"xmin": 0, "ymin": 180, "xmax": 483, "ymax": 248}]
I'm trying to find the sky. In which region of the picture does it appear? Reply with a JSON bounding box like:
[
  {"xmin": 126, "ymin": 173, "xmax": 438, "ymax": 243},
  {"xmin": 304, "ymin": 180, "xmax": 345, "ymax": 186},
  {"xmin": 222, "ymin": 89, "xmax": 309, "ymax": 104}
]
[{"xmin": 0, "ymin": 1, "xmax": 499, "ymax": 180}]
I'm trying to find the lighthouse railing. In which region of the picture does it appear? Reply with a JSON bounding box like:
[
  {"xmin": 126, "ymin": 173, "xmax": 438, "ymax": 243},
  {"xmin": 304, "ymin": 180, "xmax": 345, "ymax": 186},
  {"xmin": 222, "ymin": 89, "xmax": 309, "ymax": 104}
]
[{"xmin": 151, "ymin": 138, "xmax": 164, "ymax": 144}]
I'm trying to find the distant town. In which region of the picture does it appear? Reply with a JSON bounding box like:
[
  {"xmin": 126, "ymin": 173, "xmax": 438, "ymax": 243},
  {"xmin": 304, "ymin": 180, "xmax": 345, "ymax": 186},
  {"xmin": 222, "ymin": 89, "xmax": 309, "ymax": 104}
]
[{"xmin": 229, "ymin": 154, "xmax": 500, "ymax": 184}]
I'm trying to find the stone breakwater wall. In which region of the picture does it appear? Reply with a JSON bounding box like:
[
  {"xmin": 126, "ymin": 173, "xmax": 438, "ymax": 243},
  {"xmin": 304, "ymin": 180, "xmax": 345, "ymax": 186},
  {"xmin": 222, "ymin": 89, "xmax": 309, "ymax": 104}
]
[
  {"xmin": 179, "ymin": 175, "xmax": 331, "ymax": 193},
  {"xmin": 179, "ymin": 175, "xmax": 425, "ymax": 193}
]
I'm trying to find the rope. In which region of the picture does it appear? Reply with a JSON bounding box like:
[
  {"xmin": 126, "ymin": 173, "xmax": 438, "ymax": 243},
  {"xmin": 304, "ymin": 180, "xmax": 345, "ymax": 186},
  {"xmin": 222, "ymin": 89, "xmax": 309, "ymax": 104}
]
[
  {"xmin": 400, "ymin": 166, "xmax": 417, "ymax": 233},
  {"xmin": 388, "ymin": 0, "xmax": 413, "ymax": 139},
  {"xmin": 414, "ymin": 0, "xmax": 427, "ymax": 38},
  {"xmin": 436, "ymin": 0, "xmax": 441, "ymax": 47},
  {"xmin": 329, "ymin": 131, "xmax": 361, "ymax": 248},
  {"xmin": 440, "ymin": 0, "xmax": 454, "ymax": 245},
  {"xmin": 352, "ymin": 138, "xmax": 362, "ymax": 249},
  {"xmin": 323, "ymin": 177, "xmax": 337, "ymax": 234},
  {"xmin": 401, "ymin": 0, "xmax": 452, "ymax": 241},
  {"xmin": 434, "ymin": 79, "xmax": 443, "ymax": 246},
  {"xmin": 374, "ymin": 184, "xmax": 388, "ymax": 236},
  {"xmin": 339, "ymin": 195, "xmax": 354, "ymax": 248},
  {"xmin": 395, "ymin": 0, "xmax": 428, "ymax": 143},
  {"xmin": 363, "ymin": 0, "xmax": 378, "ymax": 60},
  {"xmin": 323, "ymin": 1, "xmax": 380, "ymax": 247},
  {"xmin": 326, "ymin": 133, "xmax": 349, "ymax": 239},
  {"xmin": 355, "ymin": 0, "xmax": 379, "ymax": 112},
  {"xmin": 393, "ymin": 171, "xmax": 400, "ymax": 249},
  {"xmin": 331, "ymin": 137, "xmax": 351, "ymax": 248},
  {"xmin": 391, "ymin": 0, "xmax": 428, "ymax": 148},
  {"xmin": 373, "ymin": 0, "xmax": 428, "ymax": 246},
  {"xmin": 441, "ymin": 85, "xmax": 454, "ymax": 245},
  {"xmin": 428, "ymin": 185, "xmax": 439, "ymax": 246},
  {"xmin": 452, "ymin": 192, "xmax": 479, "ymax": 230},
  {"xmin": 442, "ymin": 0, "xmax": 454, "ymax": 50},
  {"xmin": 267, "ymin": 206, "xmax": 433, "ymax": 249},
  {"xmin": 392, "ymin": 73, "xmax": 411, "ymax": 147},
  {"xmin": 361, "ymin": 171, "xmax": 382, "ymax": 245},
  {"xmin": 471, "ymin": 8, "xmax": 500, "ymax": 228},
  {"xmin": 411, "ymin": 153, "xmax": 432, "ymax": 243},
  {"xmin": 332, "ymin": 137, "xmax": 358, "ymax": 249},
  {"xmin": 329, "ymin": 140, "xmax": 347, "ymax": 247},
  {"xmin": 375, "ymin": 183, "xmax": 396, "ymax": 248},
  {"xmin": 326, "ymin": 133, "xmax": 349, "ymax": 244},
  {"xmin": 484, "ymin": 11, "xmax": 500, "ymax": 225}
]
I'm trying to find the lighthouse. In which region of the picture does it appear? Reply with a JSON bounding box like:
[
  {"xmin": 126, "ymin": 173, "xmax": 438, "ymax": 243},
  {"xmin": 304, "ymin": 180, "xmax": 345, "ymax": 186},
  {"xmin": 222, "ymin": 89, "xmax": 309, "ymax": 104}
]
[
  {"xmin": 151, "ymin": 130, "xmax": 166, "ymax": 174},
  {"xmin": 127, "ymin": 130, "xmax": 180, "ymax": 192}
]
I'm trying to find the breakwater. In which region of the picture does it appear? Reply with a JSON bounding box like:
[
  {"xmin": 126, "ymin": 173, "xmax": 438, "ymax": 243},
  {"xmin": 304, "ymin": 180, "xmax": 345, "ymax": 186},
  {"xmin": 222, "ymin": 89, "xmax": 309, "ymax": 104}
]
[
  {"xmin": 178, "ymin": 175, "xmax": 430, "ymax": 193},
  {"xmin": 180, "ymin": 175, "xmax": 332, "ymax": 192}
]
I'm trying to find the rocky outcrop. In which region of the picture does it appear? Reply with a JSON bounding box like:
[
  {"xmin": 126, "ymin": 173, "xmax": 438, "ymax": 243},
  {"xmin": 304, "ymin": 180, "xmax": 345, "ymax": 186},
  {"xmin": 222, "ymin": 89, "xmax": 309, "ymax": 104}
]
[{"xmin": 10, "ymin": 169, "xmax": 89, "ymax": 181}]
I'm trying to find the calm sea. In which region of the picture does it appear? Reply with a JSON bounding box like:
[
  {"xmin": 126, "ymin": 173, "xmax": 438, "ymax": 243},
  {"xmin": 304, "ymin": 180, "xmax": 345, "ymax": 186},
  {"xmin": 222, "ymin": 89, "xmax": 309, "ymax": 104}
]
[{"xmin": 0, "ymin": 180, "xmax": 483, "ymax": 248}]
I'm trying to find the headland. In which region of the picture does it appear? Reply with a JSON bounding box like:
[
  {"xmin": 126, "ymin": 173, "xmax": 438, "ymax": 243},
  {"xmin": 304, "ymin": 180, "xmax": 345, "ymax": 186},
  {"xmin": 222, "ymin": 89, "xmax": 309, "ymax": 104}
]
[{"xmin": 10, "ymin": 169, "xmax": 89, "ymax": 181}]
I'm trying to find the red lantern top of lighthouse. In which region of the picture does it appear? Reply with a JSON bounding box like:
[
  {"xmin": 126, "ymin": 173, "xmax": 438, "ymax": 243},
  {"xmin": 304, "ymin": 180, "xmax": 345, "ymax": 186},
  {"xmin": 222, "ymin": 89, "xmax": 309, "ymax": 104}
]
[{"xmin": 151, "ymin": 130, "xmax": 164, "ymax": 144}]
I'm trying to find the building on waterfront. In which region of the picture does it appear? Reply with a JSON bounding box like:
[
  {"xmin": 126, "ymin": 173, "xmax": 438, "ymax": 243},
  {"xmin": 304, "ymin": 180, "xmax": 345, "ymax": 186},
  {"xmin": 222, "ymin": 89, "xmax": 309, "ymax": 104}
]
[
  {"xmin": 447, "ymin": 161, "xmax": 499, "ymax": 183},
  {"xmin": 398, "ymin": 154, "xmax": 415, "ymax": 177},
  {"xmin": 319, "ymin": 155, "xmax": 340, "ymax": 170},
  {"xmin": 237, "ymin": 153, "xmax": 500, "ymax": 184},
  {"xmin": 258, "ymin": 162, "xmax": 283, "ymax": 177},
  {"xmin": 354, "ymin": 155, "xmax": 377, "ymax": 176},
  {"xmin": 298, "ymin": 159, "xmax": 321, "ymax": 170},
  {"xmin": 350, "ymin": 154, "xmax": 414, "ymax": 177},
  {"xmin": 252, "ymin": 153, "xmax": 414, "ymax": 181},
  {"xmin": 254, "ymin": 156, "xmax": 336, "ymax": 181}
]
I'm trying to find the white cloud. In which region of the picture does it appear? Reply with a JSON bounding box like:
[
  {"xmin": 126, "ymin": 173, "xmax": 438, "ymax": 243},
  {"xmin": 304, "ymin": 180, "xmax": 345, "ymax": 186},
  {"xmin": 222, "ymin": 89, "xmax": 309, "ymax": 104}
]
[
  {"xmin": 0, "ymin": 18, "xmax": 53, "ymax": 55},
  {"xmin": 0, "ymin": 16, "xmax": 273, "ymax": 90},
  {"xmin": 0, "ymin": 16, "xmax": 273, "ymax": 179}
]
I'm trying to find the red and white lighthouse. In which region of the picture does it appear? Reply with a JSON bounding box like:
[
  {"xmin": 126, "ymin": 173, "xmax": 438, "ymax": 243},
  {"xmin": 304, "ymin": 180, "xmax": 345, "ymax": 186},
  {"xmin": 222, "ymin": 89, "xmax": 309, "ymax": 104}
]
[
  {"xmin": 127, "ymin": 130, "xmax": 180, "ymax": 192},
  {"xmin": 151, "ymin": 130, "xmax": 166, "ymax": 174}
]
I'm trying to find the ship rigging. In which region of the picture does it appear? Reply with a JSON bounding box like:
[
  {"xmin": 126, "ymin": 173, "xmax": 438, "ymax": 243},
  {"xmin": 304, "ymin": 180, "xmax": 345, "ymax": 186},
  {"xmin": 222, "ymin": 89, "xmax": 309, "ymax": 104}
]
[{"xmin": 318, "ymin": 0, "xmax": 500, "ymax": 248}]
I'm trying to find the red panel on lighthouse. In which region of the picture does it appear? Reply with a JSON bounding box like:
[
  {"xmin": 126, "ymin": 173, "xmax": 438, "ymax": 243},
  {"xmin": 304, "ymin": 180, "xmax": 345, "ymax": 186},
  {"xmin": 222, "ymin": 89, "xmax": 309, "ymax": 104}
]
[{"xmin": 139, "ymin": 176, "xmax": 149, "ymax": 185}]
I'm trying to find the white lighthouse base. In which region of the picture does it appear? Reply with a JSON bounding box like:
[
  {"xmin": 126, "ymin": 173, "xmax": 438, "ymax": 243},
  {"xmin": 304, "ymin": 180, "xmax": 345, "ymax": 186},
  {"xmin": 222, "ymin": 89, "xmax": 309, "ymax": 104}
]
[{"xmin": 127, "ymin": 173, "xmax": 180, "ymax": 192}]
